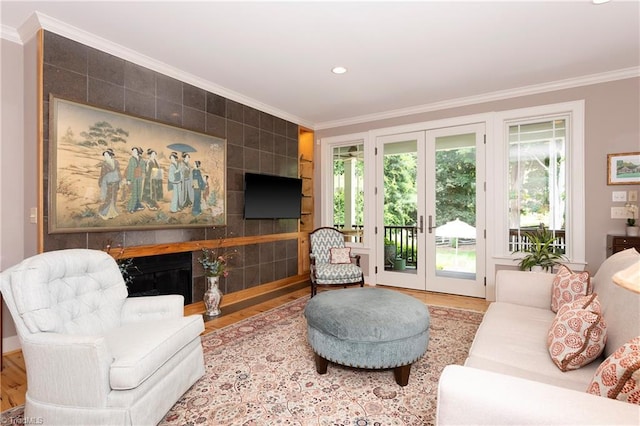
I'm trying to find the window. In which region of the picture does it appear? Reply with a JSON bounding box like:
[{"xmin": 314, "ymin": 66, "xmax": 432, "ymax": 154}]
[
  {"xmin": 508, "ymin": 118, "xmax": 567, "ymax": 253},
  {"xmin": 491, "ymin": 101, "xmax": 585, "ymax": 267},
  {"xmin": 332, "ymin": 143, "xmax": 365, "ymax": 242}
]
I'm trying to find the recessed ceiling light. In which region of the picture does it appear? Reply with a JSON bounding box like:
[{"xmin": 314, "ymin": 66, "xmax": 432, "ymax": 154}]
[
  {"xmin": 332, "ymin": 66, "xmax": 347, "ymax": 74},
  {"xmin": 592, "ymin": 0, "xmax": 610, "ymax": 4}
]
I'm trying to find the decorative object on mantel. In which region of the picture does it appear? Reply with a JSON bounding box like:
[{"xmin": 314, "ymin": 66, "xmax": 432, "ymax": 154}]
[
  {"xmin": 512, "ymin": 224, "xmax": 567, "ymax": 272},
  {"xmin": 625, "ymin": 202, "xmax": 639, "ymax": 236},
  {"xmin": 198, "ymin": 234, "xmax": 238, "ymax": 317},
  {"xmin": 203, "ymin": 276, "xmax": 223, "ymax": 317}
]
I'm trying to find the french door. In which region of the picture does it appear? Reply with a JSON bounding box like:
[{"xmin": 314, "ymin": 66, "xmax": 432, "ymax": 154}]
[{"xmin": 376, "ymin": 123, "xmax": 486, "ymax": 298}]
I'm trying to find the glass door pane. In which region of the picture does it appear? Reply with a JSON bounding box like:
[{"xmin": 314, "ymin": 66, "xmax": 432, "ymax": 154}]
[
  {"xmin": 332, "ymin": 143, "xmax": 365, "ymax": 243},
  {"xmin": 376, "ymin": 132, "xmax": 425, "ymax": 290},
  {"xmin": 426, "ymin": 124, "xmax": 485, "ymax": 298},
  {"xmin": 435, "ymin": 133, "xmax": 477, "ymax": 277}
]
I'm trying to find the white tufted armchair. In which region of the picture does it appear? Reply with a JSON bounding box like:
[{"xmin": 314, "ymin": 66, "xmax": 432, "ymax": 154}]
[{"xmin": 0, "ymin": 249, "xmax": 205, "ymax": 425}]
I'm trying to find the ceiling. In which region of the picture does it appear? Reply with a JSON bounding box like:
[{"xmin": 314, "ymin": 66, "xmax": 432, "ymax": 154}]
[{"xmin": 1, "ymin": 1, "xmax": 639, "ymax": 129}]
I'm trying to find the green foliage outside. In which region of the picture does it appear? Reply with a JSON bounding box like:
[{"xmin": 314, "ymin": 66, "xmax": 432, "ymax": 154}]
[
  {"xmin": 436, "ymin": 247, "xmax": 476, "ymax": 272},
  {"xmin": 435, "ymin": 148, "xmax": 476, "ymax": 226},
  {"xmin": 383, "ymin": 153, "xmax": 417, "ymax": 226},
  {"xmin": 334, "ymin": 148, "xmax": 478, "ymax": 229},
  {"xmin": 333, "ymin": 157, "xmax": 364, "ymax": 226}
]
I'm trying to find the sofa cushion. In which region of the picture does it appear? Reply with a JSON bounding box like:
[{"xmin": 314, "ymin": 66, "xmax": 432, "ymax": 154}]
[
  {"xmin": 467, "ymin": 303, "xmax": 599, "ymax": 388},
  {"xmin": 464, "ymin": 356, "xmax": 599, "ymax": 391},
  {"xmin": 551, "ymin": 265, "xmax": 590, "ymax": 313},
  {"xmin": 547, "ymin": 305, "xmax": 607, "ymax": 371},
  {"xmin": 314, "ymin": 263, "xmax": 363, "ymax": 284},
  {"xmin": 587, "ymin": 336, "xmax": 640, "ymax": 404},
  {"xmin": 105, "ymin": 315, "xmax": 204, "ymax": 390}
]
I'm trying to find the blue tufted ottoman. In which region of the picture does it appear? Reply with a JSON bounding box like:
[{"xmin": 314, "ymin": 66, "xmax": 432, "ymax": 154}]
[{"xmin": 304, "ymin": 287, "xmax": 430, "ymax": 386}]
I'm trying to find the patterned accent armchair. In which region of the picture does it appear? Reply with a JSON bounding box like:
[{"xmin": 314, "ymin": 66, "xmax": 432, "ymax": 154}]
[
  {"xmin": 309, "ymin": 227, "xmax": 364, "ymax": 297},
  {"xmin": 0, "ymin": 249, "xmax": 205, "ymax": 425}
]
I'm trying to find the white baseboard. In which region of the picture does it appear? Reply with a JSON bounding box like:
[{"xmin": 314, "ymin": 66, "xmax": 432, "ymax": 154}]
[{"xmin": 3, "ymin": 335, "xmax": 21, "ymax": 354}]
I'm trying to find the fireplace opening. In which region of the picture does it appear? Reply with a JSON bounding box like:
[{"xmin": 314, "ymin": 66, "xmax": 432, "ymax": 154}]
[{"xmin": 126, "ymin": 252, "xmax": 192, "ymax": 305}]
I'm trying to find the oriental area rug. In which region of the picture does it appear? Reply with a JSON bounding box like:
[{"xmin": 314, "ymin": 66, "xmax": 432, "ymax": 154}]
[{"xmin": 0, "ymin": 296, "xmax": 483, "ymax": 426}]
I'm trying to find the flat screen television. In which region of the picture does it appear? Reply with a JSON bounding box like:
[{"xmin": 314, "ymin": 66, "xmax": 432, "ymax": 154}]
[{"xmin": 244, "ymin": 172, "xmax": 302, "ymax": 219}]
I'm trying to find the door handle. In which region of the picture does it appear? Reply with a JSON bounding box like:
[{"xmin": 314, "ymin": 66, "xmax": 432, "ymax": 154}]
[
  {"xmin": 428, "ymin": 215, "xmax": 435, "ymax": 234},
  {"xmin": 419, "ymin": 215, "xmax": 424, "ymax": 233}
]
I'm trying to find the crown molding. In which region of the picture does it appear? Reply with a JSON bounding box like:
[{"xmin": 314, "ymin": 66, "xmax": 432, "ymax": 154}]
[
  {"xmin": 1, "ymin": 11, "xmax": 42, "ymax": 44},
  {"xmin": 314, "ymin": 67, "xmax": 640, "ymax": 130},
  {"xmin": 17, "ymin": 12, "xmax": 42, "ymax": 43},
  {"xmin": 0, "ymin": 25, "xmax": 22, "ymax": 44},
  {"xmin": 9, "ymin": 12, "xmax": 314, "ymax": 130}
]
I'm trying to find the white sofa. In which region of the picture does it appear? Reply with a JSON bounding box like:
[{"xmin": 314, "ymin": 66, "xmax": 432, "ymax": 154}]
[
  {"xmin": 437, "ymin": 248, "xmax": 640, "ymax": 425},
  {"xmin": 0, "ymin": 249, "xmax": 206, "ymax": 425}
]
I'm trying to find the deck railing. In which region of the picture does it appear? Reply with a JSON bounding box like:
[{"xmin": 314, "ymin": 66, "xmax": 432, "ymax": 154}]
[
  {"xmin": 333, "ymin": 224, "xmax": 566, "ymax": 267},
  {"xmin": 384, "ymin": 225, "xmax": 418, "ymax": 267},
  {"xmin": 508, "ymin": 228, "xmax": 566, "ymax": 253}
]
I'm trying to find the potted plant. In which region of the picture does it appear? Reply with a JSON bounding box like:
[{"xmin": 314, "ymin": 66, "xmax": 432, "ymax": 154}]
[
  {"xmin": 384, "ymin": 238, "xmax": 396, "ymax": 268},
  {"xmin": 512, "ymin": 225, "xmax": 566, "ymax": 272},
  {"xmin": 393, "ymin": 255, "xmax": 407, "ymax": 271}
]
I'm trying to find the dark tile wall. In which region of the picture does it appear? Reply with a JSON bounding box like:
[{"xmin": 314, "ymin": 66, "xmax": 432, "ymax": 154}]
[{"xmin": 41, "ymin": 31, "xmax": 300, "ymax": 298}]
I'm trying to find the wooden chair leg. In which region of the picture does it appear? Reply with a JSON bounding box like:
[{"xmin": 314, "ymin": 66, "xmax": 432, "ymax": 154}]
[
  {"xmin": 314, "ymin": 353, "xmax": 328, "ymax": 374},
  {"xmin": 394, "ymin": 364, "xmax": 411, "ymax": 386}
]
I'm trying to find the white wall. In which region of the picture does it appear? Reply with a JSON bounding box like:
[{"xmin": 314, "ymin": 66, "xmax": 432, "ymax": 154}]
[
  {"xmin": 1, "ymin": 38, "xmax": 25, "ymax": 350},
  {"xmin": 1, "ymin": 35, "xmax": 39, "ymax": 352}
]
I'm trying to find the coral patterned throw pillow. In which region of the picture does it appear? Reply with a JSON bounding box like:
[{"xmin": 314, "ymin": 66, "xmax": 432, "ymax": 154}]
[
  {"xmin": 587, "ymin": 336, "xmax": 640, "ymax": 404},
  {"xmin": 551, "ymin": 265, "xmax": 591, "ymax": 313},
  {"xmin": 547, "ymin": 306, "xmax": 607, "ymax": 371},
  {"xmin": 330, "ymin": 247, "xmax": 351, "ymax": 264},
  {"xmin": 557, "ymin": 293, "xmax": 601, "ymax": 315}
]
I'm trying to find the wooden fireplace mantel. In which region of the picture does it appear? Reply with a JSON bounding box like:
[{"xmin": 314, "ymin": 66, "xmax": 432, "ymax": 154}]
[
  {"xmin": 107, "ymin": 231, "xmax": 302, "ymax": 259},
  {"xmin": 105, "ymin": 231, "xmax": 309, "ymax": 309}
]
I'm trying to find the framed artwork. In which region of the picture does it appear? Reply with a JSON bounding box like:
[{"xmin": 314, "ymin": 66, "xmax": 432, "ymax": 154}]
[
  {"xmin": 49, "ymin": 96, "xmax": 227, "ymax": 233},
  {"xmin": 607, "ymin": 152, "xmax": 640, "ymax": 185}
]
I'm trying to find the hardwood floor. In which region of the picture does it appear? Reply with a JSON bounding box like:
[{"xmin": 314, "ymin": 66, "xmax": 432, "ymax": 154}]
[{"xmin": 0, "ymin": 283, "xmax": 489, "ymax": 411}]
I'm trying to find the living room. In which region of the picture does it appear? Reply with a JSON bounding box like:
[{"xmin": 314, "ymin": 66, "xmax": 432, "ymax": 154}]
[{"xmin": 1, "ymin": 1, "xmax": 639, "ymax": 425}]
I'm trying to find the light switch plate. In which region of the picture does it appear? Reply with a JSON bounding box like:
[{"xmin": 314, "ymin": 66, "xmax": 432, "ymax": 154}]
[
  {"xmin": 629, "ymin": 190, "xmax": 638, "ymax": 202},
  {"xmin": 612, "ymin": 191, "xmax": 627, "ymax": 202},
  {"xmin": 611, "ymin": 206, "xmax": 629, "ymax": 219},
  {"xmin": 29, "ymin": 207, "xmax": 37, "ymax": 224}
]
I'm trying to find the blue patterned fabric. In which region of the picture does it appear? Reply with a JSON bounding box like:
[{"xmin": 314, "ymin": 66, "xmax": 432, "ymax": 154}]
[
  {"xmin": 315, "ymin": 263, "xmax": 363, "ymax": 284},
  {"xmin": 309, "ymin": 228, "xmax": 363, "ymax": 293},
  {"xmin": 310, "ymin": 228, "xmax": 345, "ymax": 264}
]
